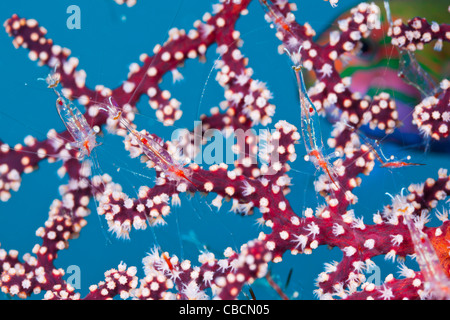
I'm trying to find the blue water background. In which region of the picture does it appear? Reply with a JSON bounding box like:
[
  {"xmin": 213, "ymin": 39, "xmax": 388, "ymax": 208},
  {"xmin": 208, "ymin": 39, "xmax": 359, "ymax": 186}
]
[{"xmin": 0, "ymin": 0, "xmax": 448, "ymax": 300}]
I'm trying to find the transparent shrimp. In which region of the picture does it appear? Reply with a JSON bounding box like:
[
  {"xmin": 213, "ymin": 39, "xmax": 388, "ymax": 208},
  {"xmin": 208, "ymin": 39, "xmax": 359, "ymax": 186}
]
[
  {"xmin": 259, "ymin": 1, "xmax": 341, "ymax": 189},
  {"xmin": 389, "ymin": 190, "xmax": 450, "ymax": 299},
  {"xmin": 383, "ymin": 1, "xmax": 437, "ymax": 98},
  {"xmin": 379, "ymin": 157, "xmax": 425, "ymax": 169},
  {"xmin": 259, "ymin": 0, "xmax": 294, "ymax": 35},
  {"xmin": 342, "ymin": 121, "xmax": 425, "ymax": 169},
  {"xmin": 43, "ymin": 67, "xmax": 100, "ymax": 160},
  {"xmin": 42, "ymin": 67, "xmax": 112, "ymax": 244},
  {"xmin": 285, "ymin": 47, "xmax": 341, "ymax": 190},
  {"xmin": 259, "ymin": 0, "xmax": 336, "ymax": 42},
  {"xmin": 101, "ymin": 97, "xmax": 195, "ymax": 187}
]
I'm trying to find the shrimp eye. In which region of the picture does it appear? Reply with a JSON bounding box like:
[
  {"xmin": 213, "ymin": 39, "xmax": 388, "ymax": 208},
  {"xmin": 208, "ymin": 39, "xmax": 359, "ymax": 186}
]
[{"xmin": 57, "ymin": 99, "xmax": 64, "ymax": 106}]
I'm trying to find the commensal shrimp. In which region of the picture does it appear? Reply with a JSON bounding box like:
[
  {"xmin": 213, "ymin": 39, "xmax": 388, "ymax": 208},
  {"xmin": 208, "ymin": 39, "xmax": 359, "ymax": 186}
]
[
  {"xmin": 101, "ymin": 97, "xmax": 195, "ymax": 187},
  {"xmin": 259, "ymin": 0, "xmax": 293, "ymax": 34},
  {"xmin": 43, "ymin": 67, "xmax": 112, "ymax": 243},
  {"xmin": 377, "ymin": 155, "xmax": 425, "ymax": 169},
  {"xmin": 343, "ymin": 121, "xmax": 425, "ymax": 169},
  {"xmin": 389, "ymin": 190, "xmax": 450, "ymax": 299},
  {"xmin": 285, "ymin": 47, "xmax": 341, "ymax": 190},
  {"xmin": 260, "ymin": 0, "xmax": 337, "ymax": 33},
  {"xmin": 360, "ymin": 135, "xmax": 425, "ymax": 169},
  {"xmin": 44, "ymin": 67, "xmax": 100, "ymax": 161}
]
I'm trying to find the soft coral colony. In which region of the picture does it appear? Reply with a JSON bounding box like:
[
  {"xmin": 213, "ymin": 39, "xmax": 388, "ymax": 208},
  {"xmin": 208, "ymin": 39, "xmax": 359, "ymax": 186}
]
[{"xmin": 0, "ymin": 0, "xmax": 449, "ymax": 300}]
